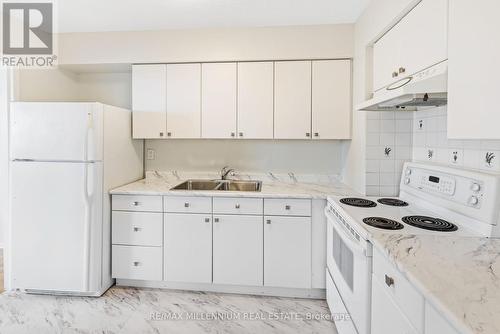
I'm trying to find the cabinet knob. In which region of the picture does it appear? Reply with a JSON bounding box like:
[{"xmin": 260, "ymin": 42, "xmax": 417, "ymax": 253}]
[
  {"xmin": 159, "ymin": 132, "xmax": 164, "ymax": 137},
  {"xmin": 231, "ymin": 132, "xmax": 235, "ymax": 138},
  {"xmin": 239, "ymin": 132, "xmax": 243, "ymax": 137},
  {"xmin": 133, "ymin": 226, "xmax": 140, "ymax": 232},
  {"xmin": 392, "ymin": 72, "xmax": 398, "ymax": 78},
  {"xmin": 204, "ymin": 218, "xmax": 210, "ymax": 223},
  {"xmin": 285, "ymin": 205, "xmax": 291, "ymax": 210},
  {"xmin": 167, "ymin": 132, "xmax": 172, "ymax": 137},
  {"xmin": 214, "ymin": 218, "xmax": 220, "ymax": 223},
  {"xmin": 398, "ymin": 67, "xmax": 406, "ymax": 74},
  {"xmin": 266, "ymin": 219, "xmax": 271, "ymax": 224},
  {"xmin": 235, "ymin": 204, "xmax": 240, "ymax": 209},
  {"xmin": 306, "ymin": 133, "xmax": 311, "ymax": 137},
  {"xmin": 184, "ymin": 202, "xmax": 190, "ymax": 208},
  {"xmin": 314, "ymin": 133, "xmax": 319, "ymax": 137},
  {"xmin": 133, "ymin": 261, "xmax": 140, "ymax": 267},
  {"xmin": 385, "ymin": 274, "xmax": 394, "ymax": 287},
  {"xmin": 132, "ymin": 201, "xmax": 140, "ymax": 206}
]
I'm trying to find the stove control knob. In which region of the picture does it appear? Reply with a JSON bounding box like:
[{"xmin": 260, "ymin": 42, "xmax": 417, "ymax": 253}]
[
  {"xmin": 471, "ymin": 183, "xmax": 481, "ymax": 192},
  {"xmin": 405, "ymin": 169, "xmax": 412, "ymax": 176},
  {"xmin": 404, "ymin": 178, "xmax": 410, "ymax": 185},
  {"xmin": 469, "ymin": 196, "xmax": 479, "ymax": 206}
]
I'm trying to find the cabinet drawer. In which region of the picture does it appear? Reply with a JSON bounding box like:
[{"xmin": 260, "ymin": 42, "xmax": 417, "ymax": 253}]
[
  {"xmin": 112, "ymin": 211, "xmax": 163, "ymax": 246},
  {"xmin": 264, "ymin": 198, "xmax": 311, "ymax": 216},
  {"xmin": 213, "ymin": 197, "xmax": 263, "ymax": 215},
  {"xmin": 373, "ymin": 248, "xmax": 424, "ymax": 333},
  {"xmin": 112, "ymin": 195, "xmax": 163, "ymax": 212},
  {"xmin": 164, "ymin": 196, "xmax": 212, "ymax": 213},
  {"xmin": 112, "ymin": 245, "xmax": 162, "ymax": 281}
]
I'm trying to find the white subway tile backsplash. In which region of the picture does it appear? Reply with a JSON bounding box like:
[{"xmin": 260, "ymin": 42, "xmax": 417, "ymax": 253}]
[
  {"xmin": 396, "ymin": 119, "xmax": 412, "ymax": 133},
  {"xmin": 463, "ymin": 150, "xmax": 480, "ymax": 169},
  {"xmin": 448, "ymin": 149, "xmax": 464, "ymax": 166},
  {"xmin": 380, "ymin": 133, "xmax": 395, "ymax": 145},
  {"xmin": 379, "ymin": 160, "xmax": 395, "ymax": 173},
  {"xmin": 480, "ymin": 151, "xmax": 500, "ymax": 171},
  {"xmin": 380, "ymin": 119, "xmax": 396, "ymax": 132},
  {"xmin": 395, "ymin": 133, "xmax": 412, "ymax": 146},
  {"xmin": 366, "ymin": 159, "xmax": 380, "ymax": 173},
  {"xmin": 366, "ymin": 132, "xmax": 380, "ymax": 146},
  {"xmin": 365, "ymin": 186, "xmax": 380, "ymax": 196},
  {"xmin": 366, "ymin": 173, "xmax": 380, "ymax": 186},
  {"xmin": 380, "ymin": 112, "xmax": 395, "ymax": 120},
  {"xmin": 367, "ymin": 120, "xmax": 380, "ymax": 133}
]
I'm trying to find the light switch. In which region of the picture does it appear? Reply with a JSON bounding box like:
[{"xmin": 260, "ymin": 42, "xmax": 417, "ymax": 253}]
[{"xmin": 146, "ymin": 149, "xmax": 156, "ymax": 160}]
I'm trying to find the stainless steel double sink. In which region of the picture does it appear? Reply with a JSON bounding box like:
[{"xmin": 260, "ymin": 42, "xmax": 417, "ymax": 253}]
[{"xmin": 171, "ymin": 179, "xmax": 262, "ymax": 192}]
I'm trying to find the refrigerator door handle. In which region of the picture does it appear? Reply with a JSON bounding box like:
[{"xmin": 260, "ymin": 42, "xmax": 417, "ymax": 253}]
[{"xmin": 82, "ymin": 162, "xmax": 95, "ymax": 291}]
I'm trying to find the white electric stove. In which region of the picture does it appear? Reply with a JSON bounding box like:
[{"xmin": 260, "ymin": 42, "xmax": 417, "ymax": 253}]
[{"xmin": 325, "ymin": 162, "xmax": 500, "ymax": 334}]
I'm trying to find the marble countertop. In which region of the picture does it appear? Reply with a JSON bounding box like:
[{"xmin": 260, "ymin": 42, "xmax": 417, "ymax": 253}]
[
  {"xmin": 110, "ymin": 171, "xmax": 356, "ymax": 199},
  {"xmin": 371, "ymin": 233, "xmax": 500, "ymax": 334}
]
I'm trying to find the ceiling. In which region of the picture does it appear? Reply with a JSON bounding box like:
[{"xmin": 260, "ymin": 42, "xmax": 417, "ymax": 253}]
[{"xmin": 57, "ymin": 0, "xmax": 369, "ymax": 33}]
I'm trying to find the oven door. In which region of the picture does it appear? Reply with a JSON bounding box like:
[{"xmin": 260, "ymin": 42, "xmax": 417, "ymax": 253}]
[{"xmin": 325, "ymin": 207, "xmax": 372, "ymax": 334}]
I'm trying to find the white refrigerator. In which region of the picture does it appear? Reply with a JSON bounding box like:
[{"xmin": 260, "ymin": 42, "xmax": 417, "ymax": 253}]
[{"xmin": 9, "ymin": 102, "xmax": 143, "ymax": 296}]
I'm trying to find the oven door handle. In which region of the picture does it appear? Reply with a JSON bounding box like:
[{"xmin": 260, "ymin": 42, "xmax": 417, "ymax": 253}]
[{"xmin": 325, "ymin": 208, "xmax": 366, "ymax": 255}]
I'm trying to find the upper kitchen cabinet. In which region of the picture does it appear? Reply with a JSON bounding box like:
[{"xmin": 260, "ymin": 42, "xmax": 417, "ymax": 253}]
[
  {"xmin": 132, "ymin": 64, "xmax": 167, "ymax": 139},
  {"xmin": 312, "ymin": 60, "xmax": 351, "ymax": 139},
  {"xmin": 373, "ymin": 0, "xmax": 448, "ymax": 91},
  {"xmin": 274, "ymin": 61, "xmax": 312, "ymax": 139},
  {"xmin": 237, "ymin": 62, "xmax": 274, "ymax": 139},
  {"xmin": 166, "ymin": 64, "xmax": 201, "ymax": 138},
  {"xmin": 201, "ymin": 63, "xmax": 237, "ymax": 139},
  {"xmin": 448, "ymin": 0, "xmax": 500, "ymax": 139}
]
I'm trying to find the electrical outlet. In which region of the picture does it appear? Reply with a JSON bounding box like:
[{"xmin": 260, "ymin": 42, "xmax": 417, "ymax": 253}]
[{"xmin": 146, "ymin": 149, "xmax": 156, "ymax": 160}]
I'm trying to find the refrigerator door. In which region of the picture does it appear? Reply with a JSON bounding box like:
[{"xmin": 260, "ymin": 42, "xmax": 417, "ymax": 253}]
[
  {"xmin": 10, "ymin": 102, "xmax": 103, "ymax": 161},
  {"xmin": 10, "ymin": 160, "xmax": 103, "ymax": 294}
]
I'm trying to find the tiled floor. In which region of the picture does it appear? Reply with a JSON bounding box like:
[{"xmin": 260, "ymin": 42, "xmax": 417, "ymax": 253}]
[{"xmin": 0, "ymin": 253, "xmax": 336, "ymax": 334}]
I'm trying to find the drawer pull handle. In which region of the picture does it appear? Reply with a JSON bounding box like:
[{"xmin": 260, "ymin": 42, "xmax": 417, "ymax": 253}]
[
  {"xmin": 184, "ymin": 202, "xmax": 190, "ymax": 208},
  {"xmin": 285, "ymin": 205, "xmax": 291, "ymax": 210},
  {"xmin": 385, "ymin": 274, "xmax": 395, "ymax": 287},
  {"xmin": 133, "ymin": 227, "xmax": 141, "ymax": 232},
  {"xmin": 235, "ymin": 204, "xmax": 240, "ymax": 209},
  {"xmin": 214, "ymin": 218, "xmax": 219, "ymax": 223},
  {"xmin": 204, "ymin": 218, "xmax": 210, "ymax": 223},
  {"xmin": 133, "ymin": 261, "xmax": 140, "ymax": 267},
  {"xmin": 266, "ymin": 219, "xmax": 271, "ymax": 224},
  {"xmin": 132, "ymin": 201, "xmax": 140, "ymax": 206}
]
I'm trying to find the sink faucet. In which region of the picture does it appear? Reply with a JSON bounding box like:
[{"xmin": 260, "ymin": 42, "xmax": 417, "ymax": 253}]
[{"xmin": 220, "ymin": 166, "xmax": 235, "ymax": 180}]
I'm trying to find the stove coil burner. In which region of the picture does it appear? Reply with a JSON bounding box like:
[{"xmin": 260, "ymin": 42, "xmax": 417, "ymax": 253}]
[
  {"xmin": 340, "ymin": 198, "xmax": 377, "ymax": 208},
  {"xmin": 377, "ymin": 198, "xmax": 409, "ymax": 207},
  {"xmin": 402, "ymin": 216, "xmax": 458, "ymax": 232},
  {"xmin": 362, "ymin": 217, "xmax": 404, "ymax": 230}
]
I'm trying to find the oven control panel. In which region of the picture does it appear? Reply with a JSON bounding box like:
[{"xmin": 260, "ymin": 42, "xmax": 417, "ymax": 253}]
[{"xmin": 402, "ymin": 166, "xmax": 484, "ymax": 208}]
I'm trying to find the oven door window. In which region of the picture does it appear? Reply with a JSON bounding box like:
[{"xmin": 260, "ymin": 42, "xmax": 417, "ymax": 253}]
[{"xmin": 331, "ymin": 223, "xmax": 354, "ymax": 290}]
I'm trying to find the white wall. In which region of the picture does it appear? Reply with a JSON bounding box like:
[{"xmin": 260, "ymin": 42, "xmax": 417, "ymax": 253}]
[
  {"xmin": 343, "ymin": 0, "xmax": 419, "ymax": 194},
  {"xmin": 77, "ymin": 72, "xmax": 131, "ymax": 109},
  {"xmin": 58, "ymin": 25, "xmax": 353, "ymax": 65},
  {"xmin": 146, "ymin": 140, "xmax": 346, "ymax": 174}
]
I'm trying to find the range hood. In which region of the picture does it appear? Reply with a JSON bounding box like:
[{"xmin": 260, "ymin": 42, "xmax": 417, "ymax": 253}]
[{"xmin": 357, "ymin": 61, "xmax": 448, "ymax": 111}]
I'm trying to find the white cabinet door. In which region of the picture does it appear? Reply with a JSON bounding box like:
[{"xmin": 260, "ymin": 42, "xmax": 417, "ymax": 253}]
[
  {"xmin": 373, "ymin": 23, "xmax": 403, "ymax": 91},
  {"xmin": 425, "ymin": 302, "xmax": 460, "ymax": 334},
  {"xmin": 237, "ymin": 62, "xmax": 274, "ymax": 139},
  {"xmin": 448, "ymin": 0, "xmax": 500, "ymax": 139},
  {"xmin": 373, "ymin": 0, "xmax": 447, "ymax": 91},
  {"xmin": 213, "ymin": 215, "xmax": 263, "ymax": 286},
  {"xmin": 166, "ymin": 63, "xmax": 201, "ymax": 138},
  {"xmin": 264, "ymin": 216, "xmax": 311, "ymax": 288},
  {"xmin": 201, "ymin": 63, "xmax": 237, "ymax": 139},
  {"xmin": 371, "ymin": 276, "xmax": 419, "ymax": 334},
  {"xmin": 274, "ymin": 61, "xmax": 312, "ymax": 139},
  {"xmin": 312, "ymin": 60, "xmax": 351, "ymax": 139},
  {"xmin": 398, "ymin": 0, "xmax": 447, "ymax": 78},
  {"xmin": 164, "ymin": 213, "xmax": 212, "ymax": 283},
  {"xmin": 132, "ymin": 64, "xmax": 167, "ymax": 138}
]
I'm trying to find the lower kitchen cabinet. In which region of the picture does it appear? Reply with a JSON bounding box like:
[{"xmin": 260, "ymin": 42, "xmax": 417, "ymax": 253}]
[
  {"xmin": 112, "ymin": 245, "xmax": 163, "ymax": 281},
  {"xmin": 425, "ymin": 302, "xmax": 460, "ymax": 334},
  {"xmin": 264, "ymin": 216, "xmax": 311, "ymax": 288},
  {"xmin": 212, "ymin": 215, "xmax": 263, "ymax": 286},
  {"xmin": 371, "ymin": 276, "xmax": 418, "ymax": 334},
  {"xmin": 164, "ymin": 213, "xmax": 212, "ymax": 283}
]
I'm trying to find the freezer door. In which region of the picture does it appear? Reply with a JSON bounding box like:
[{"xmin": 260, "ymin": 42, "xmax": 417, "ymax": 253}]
[
  {"xmin": 10, "ymin": 161, "xmax": 103, "ymax": 294},
  {"xmin": 10, "ymin": 102, "xmax": 103, "ymax": 161}
]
